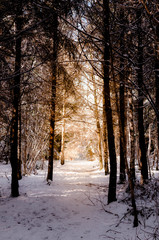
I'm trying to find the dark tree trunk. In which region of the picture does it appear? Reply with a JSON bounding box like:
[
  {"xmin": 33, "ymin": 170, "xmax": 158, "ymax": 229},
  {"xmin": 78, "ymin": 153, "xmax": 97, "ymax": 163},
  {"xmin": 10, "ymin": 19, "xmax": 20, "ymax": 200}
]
[
  {"xmin": 47, "ymin": 6, "xmax": 58, "ymax": 182},
  {"xmin": 119, "ymin": 17, "xmax": 126, "ymax": 183},
  {"xmin": 17, "ymin": 103, "xmax": 22, "ymax": 180},
  {"xmin": 103, "ymin": 92, "xmax": 109, "ymax": 175},
  {"xmin": 103, "ymin": 0, "xmax": 117, "ymax": 204},
  {"xmin": 155, "ymin": 18, "xmax": 159, "ymax": 171},
  {"xmin": 125, "ymin": 159, "xmax": 138, "ymax": 227},
  {"xmin": 129, "ymin": 89, "xmax": 136, "ymax": 180},
  {"xmin": 93, "ymin": 78, "xmax": 103, "ymax": 170},
  {"xmin": 137, "ymin": 8, "xmax": 148, "ymax": 182},
  {"xmin": 119, "ymin": 80, "xmax": 126, "ymax": 183},
  {"xmin": 10, "ymin": 0, "xmax": 22, "ymax": 197},
  {"xmin": 23, "ymin": 106, "xmax": 28, "ymax": 175},
  {"xmin": 61, "ymin": 96, "xmax": 65, "ymax": 166}
]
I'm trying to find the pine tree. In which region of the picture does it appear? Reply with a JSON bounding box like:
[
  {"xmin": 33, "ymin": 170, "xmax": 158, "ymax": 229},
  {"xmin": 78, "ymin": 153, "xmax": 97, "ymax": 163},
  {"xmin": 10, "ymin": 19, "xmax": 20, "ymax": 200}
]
[
  {"xmin": 10, "ymin": 0, "xmax": 23, "ymax": 197},
  {"xmin": 136, "ymin": 7, "xmax": 148, "ymax": 182},
  {"xmin": 103, "ymin": 0, "xmax": 117, "ymax": 203}
]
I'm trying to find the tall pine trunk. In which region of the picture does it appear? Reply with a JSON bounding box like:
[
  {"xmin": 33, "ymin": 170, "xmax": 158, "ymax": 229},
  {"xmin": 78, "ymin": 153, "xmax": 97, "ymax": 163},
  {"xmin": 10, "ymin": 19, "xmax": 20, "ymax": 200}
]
[
  {"xmin": 61, "ymin": 95, "xmax": 66, "ymax": 165},
  {"xmin": 119, "ymin": 10, "xmax": 126, "ymax": 183},
  {"xmin": 23, "ymin": 105, "xmax": 28, "ymax": 175},
  {"xmin": 10, "ymin": 0, "xmax": 22, "ymax": 196},
  {"xmin": 17, "ymin": 103, "xmax": 22, "ymax": 179},
  {"xmin": 129, "ymin": 89, "xmax": 135, "ymax": 180},
  {"xmin": 155, "ymin": 17, "xmax": 159, "ymax": 171},
  {"xmin": 103, "ymin": 0, "xmax": 117, "ymax": 204},
  {"xmin": 93, "ymin": 76, "xmax": 103, "ymax": 170},
  {"xmin": 137, "ymin": 8, "xmax": 148, "ymax": 182},
  {"xmin": 119, "ymin": 78, "xmax": 126, "ymax": 183},
  {"xmin": 103, "ymin": 92, "xmax": 109, "ymax": 175},
  {"xmin": 47, "ymin": 7, "xmax": 58, "ymax": 181}
]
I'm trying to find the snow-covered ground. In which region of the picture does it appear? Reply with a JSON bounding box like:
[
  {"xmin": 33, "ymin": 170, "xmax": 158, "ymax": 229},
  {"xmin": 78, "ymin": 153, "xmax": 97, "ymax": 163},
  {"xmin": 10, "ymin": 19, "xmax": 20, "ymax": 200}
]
[{"xmin": 0, "ymin": 160, "xmax": 159, "ymax": 240}]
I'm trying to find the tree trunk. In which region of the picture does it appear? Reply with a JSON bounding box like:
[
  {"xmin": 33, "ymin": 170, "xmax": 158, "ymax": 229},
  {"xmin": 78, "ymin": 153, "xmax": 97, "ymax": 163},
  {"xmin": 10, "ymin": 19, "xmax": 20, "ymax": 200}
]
[
  {"xmin": 147, "ymin": 123, "xmax": 152, "ymax": 178},
  {"xmin": 137, "ymin": 8, "xmax": 148, "ymax": 182},
  {"xmin": 47, "ymin": 6, "xmax": 58, "ymax": 182},
  {"xmin": 129, "ymin": 89, "xmax": 135, "ymax": 180},
  {"xmin": 23, "ymin": 106, "xmax": 27, "ymax": 175},
  {"xmin": 119, "ymin": 81, "xmax": 126, "ymax": 183},
  {"xmin": 103, "ymin": 92, "xmax": 109, "ymax": 175},
  {"xmin": 10, "ymin": 0, "xmax": 22, "ymax": 197},
  {"xmin": 125, "ymin": 158, "xmax": 138, "ymax": 227},
  {"xmin": 93, "ymin": 76, "xmax": 103, "ymax": 170},
  {"xmin": 61, "ymin": 95, "xmax": 66, "ymax": 165},
  {"xmin": 17, "ymin": 102, "xmax": 22, "ymax": 180},
  {"xmin": 155, "ymin": 17, "xmax": 159, "ymax": 171},
  {"xmin": 103, "ymin": 0, "xmax": 117, "ymax": 204},
  {"xmin": 156, "ymin": 146, "xmax": 159, "ymax": 171},
  {"xmin": 119, "ymin": 17, "xmax": 126, "ymax": 183},
  {"xmin": 125, "ymin": 91, "xmax": 138, "ymax": 227}
]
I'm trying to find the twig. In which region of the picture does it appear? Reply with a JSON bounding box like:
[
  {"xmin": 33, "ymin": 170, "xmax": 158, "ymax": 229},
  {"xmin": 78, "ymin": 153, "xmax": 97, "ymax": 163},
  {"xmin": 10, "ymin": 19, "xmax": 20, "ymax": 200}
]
[
  {"xmin": 115, "ymin": 209, "xmax": 132, "ymax": 227},
  {"xmin": 99, "ymin": 235, "xmax": 115, "ymax": 239},
  {"xmin": 5, "ymin": 172, "xmax": 10, "ymax": 182},
  {"xmin": 85, "ymin": 190, "xmax": 119, "ymax": 217},
  {"xmin": 84, "ymin": 192, "xmax": 95, "ymax": 206},
  {"xmin": 95, "ymin": 196, "xmax": 119, "ymax": 217}
]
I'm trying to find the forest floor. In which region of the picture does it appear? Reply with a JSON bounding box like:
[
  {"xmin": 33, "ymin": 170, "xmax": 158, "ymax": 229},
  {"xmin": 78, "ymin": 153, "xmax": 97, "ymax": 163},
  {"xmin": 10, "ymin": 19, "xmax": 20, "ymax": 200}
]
[{"xmin": 0, "ymin": 159, "xmax": 159, "ymax": 240}]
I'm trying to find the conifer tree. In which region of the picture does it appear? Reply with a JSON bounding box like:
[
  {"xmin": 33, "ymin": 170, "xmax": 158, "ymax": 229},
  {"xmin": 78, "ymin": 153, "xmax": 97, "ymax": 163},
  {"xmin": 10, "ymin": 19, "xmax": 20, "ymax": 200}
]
[{"xmin": 103, "ymin": 0, "xmax": 117, "ymax": 203}]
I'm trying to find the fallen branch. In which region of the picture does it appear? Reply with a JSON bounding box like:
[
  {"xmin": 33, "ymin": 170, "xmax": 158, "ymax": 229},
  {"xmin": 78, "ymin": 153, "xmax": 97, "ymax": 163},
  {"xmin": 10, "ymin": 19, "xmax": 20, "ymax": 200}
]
[{"xmin": 115, "ymin": 209, "xmax": 132, "ymax": 227}]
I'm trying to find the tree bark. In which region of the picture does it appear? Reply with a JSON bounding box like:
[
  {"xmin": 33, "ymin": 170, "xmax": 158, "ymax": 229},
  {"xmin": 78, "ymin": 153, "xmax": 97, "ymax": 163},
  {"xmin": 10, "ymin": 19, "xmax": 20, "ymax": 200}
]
[
  {"xmin": 119, "ymin": 17, "xmax": 126, "ymax": 183},
  {"xmin": 103, "ymin": 92, "xmax": 109, "ymax": 175},
  {"xmin": 47, "ymin": 5, "xmax": 58, "ymax": 182},
  {"xmin": 103, "ymin": 0, "xmax": 117, "ymax": 204},
  {"xmin": 109, "ymin": 0, "xmax": 127, "ymax": 184},
  {"xmin": 125, "ymin": 158, "xmax": 138, "ymax": 227},
  {"xmin": 147, "ymin": 123, "xmax": 152, "ymax": 178},
  {"xmin": 17, "ymin": 102, "xmax": 22, "ymax": 180},
  {"xmin": 93, "ymin": 76, "xmax": 103, "ymax": 170},
  {"xmin": 129, "ymin": 89, "xmax": 135, "ymax": 180},
  {"xmin": 10, "ymin": 0, "xmax": 22, "ymax": 197},
  {"xmin": 61, "ymin": 95, "xmax": 66, "ymax": 165},
  {"xmin": 23, "ymin": 105, "xmax": 28, "ymax": 175},
  {"xmin": 155, "ymin": 16, "xmax": 159, "ymax": 171},
  {"xmin": 137, "ymin": 8, "xmax": 148, "ymax": 182}
]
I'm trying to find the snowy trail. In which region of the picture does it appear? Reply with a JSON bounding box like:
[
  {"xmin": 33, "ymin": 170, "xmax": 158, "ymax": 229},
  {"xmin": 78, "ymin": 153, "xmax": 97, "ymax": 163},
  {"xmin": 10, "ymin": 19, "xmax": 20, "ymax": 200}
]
[{"xmin": 0, "ymin": 160, "xmax": 139, "ymax": 240}]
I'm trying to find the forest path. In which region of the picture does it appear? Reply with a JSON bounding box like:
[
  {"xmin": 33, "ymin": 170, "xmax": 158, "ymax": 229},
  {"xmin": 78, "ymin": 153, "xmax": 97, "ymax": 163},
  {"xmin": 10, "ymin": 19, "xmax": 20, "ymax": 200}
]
[{"xmin": 0, "ymin": 160, "xmax": 134, "ymax": 240}]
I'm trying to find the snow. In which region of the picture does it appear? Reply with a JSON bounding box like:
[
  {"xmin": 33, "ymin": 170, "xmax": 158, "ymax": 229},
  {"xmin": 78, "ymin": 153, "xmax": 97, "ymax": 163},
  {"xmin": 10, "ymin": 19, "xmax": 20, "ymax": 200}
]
[{"xmin": 0, "ymin": 160, "xmax": 159, "ymax": 240}]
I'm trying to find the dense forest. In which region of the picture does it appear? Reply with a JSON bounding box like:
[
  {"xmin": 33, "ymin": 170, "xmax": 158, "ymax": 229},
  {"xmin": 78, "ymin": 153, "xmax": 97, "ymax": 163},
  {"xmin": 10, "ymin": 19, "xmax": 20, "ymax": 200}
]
[{"xmin": 1, "ymin": 0, "xmax": 159, "ymax": 229}]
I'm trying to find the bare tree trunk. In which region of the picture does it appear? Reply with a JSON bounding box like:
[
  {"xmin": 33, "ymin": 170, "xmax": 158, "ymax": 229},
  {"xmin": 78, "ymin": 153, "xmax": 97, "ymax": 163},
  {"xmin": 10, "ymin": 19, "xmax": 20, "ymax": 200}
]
[
  {"xmin": 93, "ymin": 76, "xmax": 103, "ymax": 170},
  {"xmin": 156, "ymin": 147, "xmax": 159, "ymax": 171},
  {"xmin": 155, "ymin": 18, "xmax": 159, "ymax": 171},
  {"xmin": 119, "ymin": 23, "xmax": 126, "ymax": 183},
  {"xmin": 129, "ymin": 89, "xmax": 135, "ymax": 180},
  {"xmin": 103, "ymin": 0, "xmax": 117, "ymax": 204},
  {"xmin": 153, "ymin": 133, "xmax": 158, "ymax": 170},
  {"xmin": 119, "ymin": 81, "xmax": 126, "ymax": 183},
  {"xmin": 111, "ymin": 60, "xmax": 127, "ymax": 184},
  {"xmin": 103, "ymin": 92, "xmax": 109, "ymax": 175},
  {"xmin": 47, "ymin": 67, "xmax": 57, "ymax": 181},
  {"xmin": 147, "ymin": 124, "xmax": 152, "ymax": 160},
  {"xmin": 61, "ymin": 95, "xmax": 66, "ymax": 165},
  {"xmin": 47, "ymin": 6, "xmax": 58, "ymax": 182},
  {"xmin": 137, "ymin": 8, "xmax": 148, "ymax": 182},
  {"xmin": 17, "ymin": 102, "xmax": 22, "ymax": 180},
  {"xmin": 10, "ymin": 0, "xmax": 22, "ymax": 197},
  {"xmin": 147, "ymin": 124, "xmax": 152, "ymax": 178},
  {"xmin": 124, "ymin": 91, "xmax": 138, "ymax": 227},
  {"xmin": 23, "ymin": 106, "xmax": 27, "ymax": 175},
  {"xmin": 125, "ymin": 159, "xmax": 138, "ymax": 227}
]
